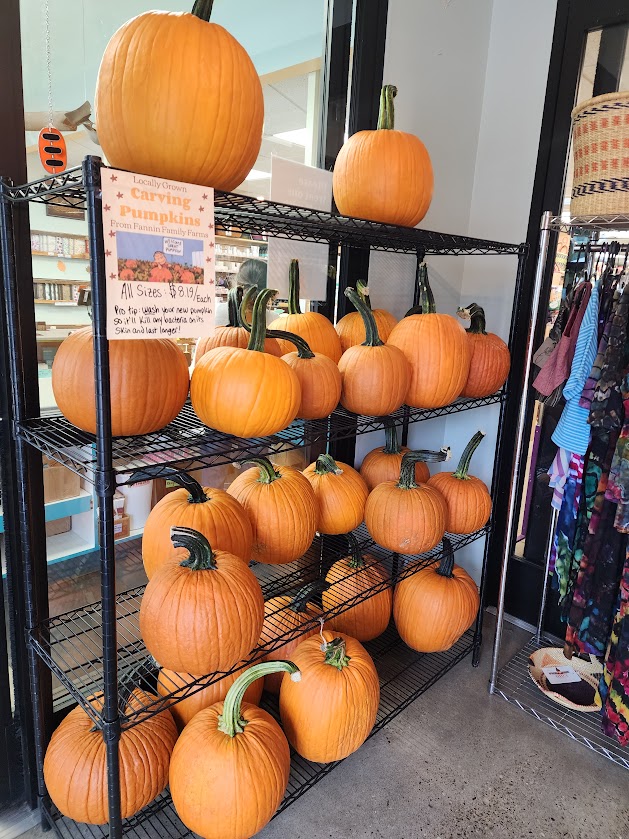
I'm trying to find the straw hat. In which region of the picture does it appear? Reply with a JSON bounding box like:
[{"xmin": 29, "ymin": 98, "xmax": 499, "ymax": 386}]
[{"xmin": 528, "ymin": 647, "xmax": 603, "ymax": 713}]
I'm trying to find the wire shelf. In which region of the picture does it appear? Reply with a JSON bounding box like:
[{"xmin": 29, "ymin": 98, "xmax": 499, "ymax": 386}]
[
  {"xmin": 494, "ymin": 634, "xmax": 628, "ymax": 771},
  {"xmin": 17, "ymin": 393, "xmax": 505, "ymax": 485},
  {"xmin": 549, "ymin": 213, "xmax": 629, "ymax": 232},
  {"xmin": 44, "ymin": 624, "xmax": 474, "ymax": 839},
  {"xmin": 30, "ymin": 525, "xmax": 488, "ymax": 728}
]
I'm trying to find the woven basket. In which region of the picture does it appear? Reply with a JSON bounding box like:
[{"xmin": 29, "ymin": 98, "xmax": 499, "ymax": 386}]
[{"xmin": 570, "ymin": 91, "xmax": 629, "ymax": 217}]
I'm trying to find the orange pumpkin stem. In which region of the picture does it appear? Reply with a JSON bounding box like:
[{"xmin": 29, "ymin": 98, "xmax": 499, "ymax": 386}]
[
  {"xmin": 314, "ymin": 453, "xmax": 343, "ymax": 476},
  {"xmin": 381, "ymin": 416, "xmax": 402, "ymax": 455},
  {"xmin": 398, "ymin": 449, "xmax": 449, "ymax": 489},
  {"xmin": 321, "ymin": 636, "xmax": 351, "ymax": 670},
  {"xmin": 290, "ymin": 579, "xmax": 329, "ymax": 612},
  {"xmin": 171, "ymin": 526, "xmax": 217, "ymax": 570},
  {"xmin": 377, "ymin": 85, "xmax": 397, "ymax": 130},
  {"xmin": 344, "ymin": 287, "xmax": 383, "ymax": 346},
  {"xmin": 436, "ymin": 537, "xmax": 455, "ymax": 577},
  {"xmin": 453, "ymin": 431, "xmax": 485, "ymax": 480},
  {"xmin": 288, "ymin": 259, "xmax": 302, "ymax": 315},
  {"xmin": 191, "ymin": 0, "xmax": 214, "ymax": 21},
  {"xmin": 217, "ymin": 661, "xmax": 300, "ymax": 737},
  {"xmin": 243, "ymin": 456, "xmax": 281, "ymax": 484},
  {"xmin": 246, "ymin": 288, "xmax": 277, "ymax": 353},
  {"xmin": 346, "ymin": 532, "xmax": 366, "ymax": 569},
  {"xmin": 457, "ymin": 303, "xmax": 487, "ymax": 335}
]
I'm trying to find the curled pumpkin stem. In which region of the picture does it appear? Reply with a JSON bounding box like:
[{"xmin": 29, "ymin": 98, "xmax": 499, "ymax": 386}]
[
  {"xmin": 346, "ymin": 532, "xmax": 366, "ymax": 569},
  {"xmin": 314, "ymin": 453, "xmax": 343, "ymax": 475},
  {"xmin": 265, "ymin": 328, "xmax": 315, "ymax": 359},
  {"xmin": 356, "ymin": 279, "xmax": 372, "ymax": 310},
  {"xmin": 290, "ymin": 579, "xmax": 329, "ymax": 613},
  {"xmin": 381, "ymin": 416, "xmax": 402, "ymax": 455},
  {"xmin": 344, "ymin": 287, "xmax": 383, "ymax": 346},
  {"xmin": 457, "ymin": 303, "xmax": 487, "ymax": 335},
  {"xmin": 453, "ymin": 431, "xmax": 485, "ymax": 480},
  {"xmin": 171, "ymin": 526, "xmax": 217, "ymax": 570},
  {"xmin": 238, "ymin": 285, "xmax": 259, "ymax": 328},
  {"xmin": 217, "ymin": 661, "xmax": 300, "ymax": 737},
  {"xmin": 241, "ymin": 456, "xmax": 281, "ymax": 484},
  {"xmin": 246, "ymin": 288, "xmax": 277, "ymax": 353},
  {"xmin": 226, "ymin": 285, "xmax": 243, "ymax": 328},
  {"xmin": 436, "ymin": 537, "xmax": 455, "ymax": 578},
  {"xmin": 398, "ymin": 449, "xmax": 449, "ymax": 490}
]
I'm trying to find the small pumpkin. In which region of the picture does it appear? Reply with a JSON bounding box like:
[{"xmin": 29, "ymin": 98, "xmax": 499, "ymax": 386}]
[
  {"xmin": 52, "ymin": 327, "xmax": 189, "ymax": 436},
  {"xmin": 139, "ymin": 527, "xmax": 264, "ymax": 676},
  {"xmin": 393, "ymin": 537, "xmax": 480, "ymax": 652},
  {"xmin": 268, "ymin": 259, "xmax": 342, "ymax": 361},
  {"xmin": 43, "ymin": 688, "xmax": 178, "ymax": 824},
  {"xmin": 302, "ymin": 454, "xmax": 368, "ymax": 535},
  {"xmin": 170, "ymin": 661, "xmax": 300, "ymax": 839},
  {"xmin": 338, "ymin": 287, "xmax": 409, "ymax": 416},
  {"xmin": 457, "ymin": 303, "xmax": 510, "ymax": 398},
  {"xmin": 359, "ymin": 415, "xmax": 429, "ymax": 490},
  {"xmin": 195, "ymin": 287, "xmax": 281, "ymax": 360},
  {"xmin": 273, "ymin": 329, "xmax": 342, "ymax": 420},
  {"xmin": 279, "ymin": 631, "xmax": 380, "ymax": 763},
  {"xmin": 323, "ymin": 533, "xmax": 392, "ymax": 642},
  {"xmin": 335, "ymin": 280, "xmax": 398, "ymax": 352},
  {"xmin": 365, "ymin": 450, "xmax": 448, "ymax": 555},
  {"xmin": 227, "ymin": 456, "xmax": 317, "ymax": 564},
  {"xmin": 387, "ymin": 264, "xmax": 471, "ymax": 408},
  {"xmin": 332, "ymin": 85, "xmax": 433, "ymax": 227},
  {"xmin": 141, "ymin": 469, "xmax": 253, "ymax": 577},
  {"xmin": 190, "ymin": 288, "xmax": 301, "ymax": 437},
  {"xmin": 427, "ymin": 431, "xmax": 492, "ymax": 534}
]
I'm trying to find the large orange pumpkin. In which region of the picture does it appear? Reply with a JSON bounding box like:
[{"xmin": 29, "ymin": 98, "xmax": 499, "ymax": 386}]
[
  {"xmin": 95, "ymin": 2, "xmax": 263, "ymax": 191},
  {"xmin": 43, "ymin": 689, "xmax": 177, "ymax": 824},
  {"xmin": 195, "ymin": 287, "xmax": 281, "ymax": 361},
  {"xmin": 227, "ymin": 456, "xmax": 317, "ymax": 564},
  {"xmin": 142, "ymin": 470, "xmax": 253, "ymax": 577},
  {"xmin": 387, "ymin": 264, "xmax": 471, "ymax": 408},
  {"xmin": 457, "ymin": 303, "xmax": 511, "ymax": 397},
  {"xmin": 139, "ymin": 527, "xmax": 264, "ymax": 675},
  {"xmin": 323, "ymin": 534, "xmax": 392, "ymax": 642},
  {"xmin": 170, "ymin": 661, "xmax": 299, "ymax": 839},
  {"xmin": 273, "ymin": 329, "xmax": 342, "ymax": 419},
  {"xmin": 190, "ymin": 289, "xmax": 301, "ymax": 437},
  {"xmin": 359, "ymin": 416, "xmax": 429, "ymax": 490},
  {"xmin": 333, "ymin": 85, "xmax": 433, "ymax": 227},
  {"xmin": 279, "ymin": 631, "xmax": 380, "ymax": 763},
  {"xmin": 338, "ymin": 287, "xmax": 409, "ymax": 416},
  {"xmin": 52, "ymin": 327, "xmax": 189, "ymax": 436},
  {"xmin": 335, "ymin": 280, "xmax": 398, "ymax": 352},
  {"xmin": 302, "ymin": 454, "xmax": 368, "ymax": 535},
  {"xmin": 427, "ymin": 431, "xmax": 492, "ymax": 534},
  {"xmin": 268, "ymin": 260, "xmax": 342, "ymax": 361},
  {"xmin": 394, "ymin": 537, "xmax": 480, "ymax": 652},
  {"xmin": 365, "ymin": 450, "xmax": 448, "ymax": 555}
]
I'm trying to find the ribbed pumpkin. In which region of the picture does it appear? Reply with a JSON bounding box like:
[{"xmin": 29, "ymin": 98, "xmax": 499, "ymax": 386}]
[
  {"xmin": 338, "ymin": 287, "xmax": 409, "ymax": 416},
  {"xmin": 273, "ymin": 329, "xmax": 342, "ymax": 420},
  {"xmin": 43, "ymin": 689, "xmax": 177, "ymax": 824},
  {"xmin": 359, "ymin": 415, "xmax": 429, "ymax": 490},
  {"xmin": 142, "ymin": 469, "xmax": 253, "ymax": 577},
  {"xmin": 365, "ymin": 450, "xmax": 448, "ymax": 555},
  {"xmin": 261, "ymin": 581, "xmax": 327, "ymax": 694},
  {"xmin": 427, "ymin": 431, "xmax": 492, "ymax": 534},
  {"xmin": 268, "ymin": 260, "xmax": 342, "ymax": 362},
  {"xmin": 227, "ymin": 457, "xmax": 317, "ymax": 564},
  {"xmin": 195, "ymin": 287, "xmax": 281, "ymax": 361},
  {"xmin": 457, "ymin": 303, "xmax": 511, "ymax": 398},
  {"xmin": 139, "ymin": 527, "xmax": 264, "ymax": 675},
  {"xmin": 156, "ymin": 663, "xmax": 263, "ymax": 732},
  {"xmin": 333, "ymin": 85, "xmax": 433, "ymax": 227},
  {"xmin": 52, "ymin": 327, "xmax": 189, "ymax": 436},
  {"xmin": 279, "ymin": 631, "xmax": 380, "ymax": 763},
  {"xmin": 190, "ymin": 288, "xmax": 301, "ymax": 437},
  {"xmin": 394, "ymin": 538, "xmax": 480, "ymax": 652},
  {"xmin": 387, "ymin": 264, "xmax": 471, "ymax": 408},
  {"xmin": 303, "ymin": 454, "xmax": 368, "ymax": 535},
  {"xmin": 335, "ymin": 280, "xmax": 398, "ymax": 352},
  {"xmin": 323, "ymin": 534, "xmax": 392, "ymax": 642},
  {"xmin": 95, "ymin": 1, "xmax": 263, "ymax": 191},
  {"xmin": 170, "ymin": 662, "xmax": 299, "ymax": 839}
]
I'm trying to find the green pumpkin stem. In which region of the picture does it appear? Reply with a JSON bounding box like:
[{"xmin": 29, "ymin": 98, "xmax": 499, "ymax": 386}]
[
  {"xmin": 217, "ymin": 662, "xmax": 300, "ymax": 737},
  {"xmin": 242, "ymin": 456, "xmax": 281, "ymax": 484},
  {"xmin": 265, "ymin": 328, "xmax": 315, "ymax": 359},
  {"xmin": 171, "ymin": 526, "xmax": 217, "ymax": 570},
  {"xmin": 418, "ymin": 263, "xmax": 436, "ymax": 315},
  {"xmin": 288, "ymin": 259, "xmax": 302, "ymax": 315},
  {"xmin": 377, "ymin": 85, "xmax": 397, "ymax": 131},
  {"xmin": 322, "ymin": 636, "xmax": 351, "ymax": 670},
  {"xmin": 356, "ymin": 279, "xmax": 373, "ymax": 310},
  {"xmin": 160, "ymin": 470, "xmax": 207, "ymax": 504},
  {"xmin": 453, "ymin": 431, "xmax": 485, "ymax": 480},
  {"xmin": 314, "ymin": 453, "xmax": 343, "ymax": 476},
  {"xmin": 398, "ymin": 449, "xmax": 449, "ymax": 490},
  {"xmin": 344, "ymin": 287, "xmax": 383, "ymax": 347},
  {"xmin": 457, "ymin": 303, "xmax": 487, "ymax": 335},
  {"xmin": 247, "ymin": 288, "xmax": 277, "ymax": 353},
  {"xmin": 436, "ymin": 537, "xmax": 455, "ymax": 577},
  {"xmin": 191, "ymin": 0, "xmax": 214, "ymax": 21},
  {"xmin": 290, "ymin": 579, "xmax": 329, "ymax": 613},
  {"xmin": 381, "ymin": 416, "xmax": 402, "ymax": 455},
  {"xmin": 346, "ymin": 532, "xmax": 365, "ymax": 569},
  {"xmin": 226, "ymin": 286, "xmax": 243, "ymax": 328},
  {"xmin": 239, "ymin": 285, "xmax": 259, "ymax": 329}
]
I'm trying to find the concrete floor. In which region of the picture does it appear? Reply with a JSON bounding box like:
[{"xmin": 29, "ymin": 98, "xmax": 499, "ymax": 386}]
[{"xmin": 15, "ymin": 617, "xmax": 629, "ymax": 839}]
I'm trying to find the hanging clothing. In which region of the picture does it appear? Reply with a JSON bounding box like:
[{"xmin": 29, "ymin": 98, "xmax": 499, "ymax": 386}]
[
  {"xmin": 550, "ymin": 452, "xmax": 584, "ymax": 580},
  {"xmin": 588, "ymin": 285, "xmax": 629, "ymax": 429},
  {"xmin": 598, "ymin": 552, "xmax": 629, "ymax": 746},
  {"xmin": 532, "ymin": 287, "xmax": 576, "ymax": 406},
  {"xmin": 548, "ymin": 448, "xmax": 571, "ymax": 510},
  {"xmin": 579, "ymin": 288, "xmax": 618, "ymax": 412}
]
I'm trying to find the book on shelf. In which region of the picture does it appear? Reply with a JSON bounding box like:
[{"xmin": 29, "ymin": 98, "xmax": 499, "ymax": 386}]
[
  {"xmin": 34, "ymin": 280, "xmax": 88, "ymax": 302},
  {"xmin": 30, "ymin": 232, "xmax": 89, "ymax": 259}
]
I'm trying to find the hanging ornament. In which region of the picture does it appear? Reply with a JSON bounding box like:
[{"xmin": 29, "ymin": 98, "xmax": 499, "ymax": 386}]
[{"xmin": 38, "ymin": 0, "xmax": 67, "ymax": 175}]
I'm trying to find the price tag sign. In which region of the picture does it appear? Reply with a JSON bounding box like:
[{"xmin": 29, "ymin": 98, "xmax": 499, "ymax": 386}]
[{"xmin": 101, "ymin": 168, "xmax": 215, "ymax": 339}]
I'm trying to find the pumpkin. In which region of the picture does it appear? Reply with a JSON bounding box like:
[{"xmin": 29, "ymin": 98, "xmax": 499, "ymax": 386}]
[
  {"xmin": 227, "ymin": 456, "xmax": 317, "ymax": 564},
  {"xmin": 332, "ymin": 85, "xmax": 433, "ymax": 227},
  {"xmin": 156, "ymin": 662, "xmax": 263, "ymax": 732},
  {"xmin": 190, "ymin": 288, "xmax": 301, "ymax": 437},
  {"xmin": 279, "ymin": 631, "xmax": 379, "ymax": 763},
  {"xmin": 261, "ymin": 580, "xmax": 327, "ymax": 694},
  {"xmin": 139, "ymin": 527, "xmax": 264, "ymax": 675},
  {"xmin": 43, "ymin": 689, "xmax": 177, "ymax": 824},
  {"xmin": 170, "ymin": 661, "xmax": 299, "ymax": 839},
  {"xmin": 338, "ymin": 287, "xmax": 409, "ymax": 416},
  {"xmin": 335, "ymin": 280, "xmax": 398, "ymax": 352},
  {"xmin": 457, "ymin": 303, "xmax": 511, "ymax": 397},
  {"xmin": 427, "ymin": 431, "xmax": 492, "ymax": 534},
  {"xmin": 95, "ymin": 1, "xmax": 263, "ymax": 191},
  {"xmin": 51, "ymin": 327, "xmax": 189, "ymax": 436},
  {"xmin": 268, "ymin": 260, "xmax": 342, "ymax": 362},
  {"xmin": 273, "ymin": 329, "xmax": 342, "ymax": 420},
  {"xmin": 323, "ymin": 533, "xmax": 392, "ymax": 641},
  {"xmin": 195, "ymin": 287, "xmax": 281, "ymax": 361},
  {"xmin": 387, "ymin": 264, "xmax": 471, "ymax": 408},
  {"xmin": 365, "ymin": 450, "xmax": 448, "ymax": 555},
  {"xmin": 393, "ymin": 537, "xmax": 480, "ymax": 652},
  {"xmin": 302, "ymin": 454, "xmax": 368, "ymax": 535},
  {"xmin": 359, "ymin": 416, "xmax": 429, "ymax": 490},
  {"xmin": 141, "ymin": 469, "xmax": 252, "ymax": 577}
]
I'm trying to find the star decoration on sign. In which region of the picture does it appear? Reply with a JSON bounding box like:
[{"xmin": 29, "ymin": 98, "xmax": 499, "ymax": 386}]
[
  {"xmin": 103, "ymin": 204, "xmax": 111, "ymax": 212},
  {"xmin": 105, "ymin": 250, "xmax": 112, "ymax": 257},
  {"xmin": 117, "ymin": 192, "xmax": 123, "ymax": 199},
  {"xmin": 206, "ymin": 256, "xmax": 212, "ymax": 263},
  {"xmin": 202, "ymin": 193, "xmax": 208, "ymax": 200},
  {"xmin": 109, "ymin": 230, "xmax": 116, "ymax": 238},
  {"xmin": 110, "ymin": 273, "xmax": 116, "ymax": 280},
  {"xmin": 110, "ymin": 174, "xmax": 117, "ymax": 182},
  {"xmin": 208, "ymin": 241, "xmax": 215, "ymax": 249},
  {"xmin": 208, "ymin": 222, "xmax": 214, "ymax": 230},
  {"xmin": 199, "ymin": 206, "xmax": 205, "ymax": 213}
]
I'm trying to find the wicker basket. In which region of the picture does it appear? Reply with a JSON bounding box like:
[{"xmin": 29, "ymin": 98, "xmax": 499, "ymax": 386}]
[{"xmin": 570, "ymin": 90, "xmax": 629, "ymax": 217}]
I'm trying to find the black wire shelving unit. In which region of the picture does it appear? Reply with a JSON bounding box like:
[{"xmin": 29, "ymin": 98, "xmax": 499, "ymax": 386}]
[{"xmin": 0, "ymin": 157, "xmax": 527, "ymax": 839}]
